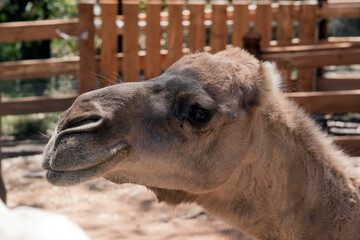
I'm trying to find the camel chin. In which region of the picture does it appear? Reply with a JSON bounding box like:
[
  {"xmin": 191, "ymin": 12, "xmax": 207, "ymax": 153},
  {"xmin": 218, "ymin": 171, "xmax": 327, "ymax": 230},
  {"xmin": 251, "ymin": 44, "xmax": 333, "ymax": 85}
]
[{"xmin": 44, "ymin": 140, "xmax": 129, "ymax": 186}]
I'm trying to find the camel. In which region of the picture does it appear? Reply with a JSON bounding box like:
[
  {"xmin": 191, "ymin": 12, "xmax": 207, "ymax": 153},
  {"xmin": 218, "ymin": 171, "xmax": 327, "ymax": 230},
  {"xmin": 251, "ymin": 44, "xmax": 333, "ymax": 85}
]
[{"xmin": 43, "ymin": 48, "xmax": 360, "ymax": 239}]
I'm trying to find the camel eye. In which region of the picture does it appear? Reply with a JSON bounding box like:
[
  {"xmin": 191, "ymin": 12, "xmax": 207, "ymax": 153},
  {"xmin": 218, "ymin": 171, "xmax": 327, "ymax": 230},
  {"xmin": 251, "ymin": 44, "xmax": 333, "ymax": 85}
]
[{"xmin": 188, "ymin": 105, "xmax": 210, "ymax": 123}]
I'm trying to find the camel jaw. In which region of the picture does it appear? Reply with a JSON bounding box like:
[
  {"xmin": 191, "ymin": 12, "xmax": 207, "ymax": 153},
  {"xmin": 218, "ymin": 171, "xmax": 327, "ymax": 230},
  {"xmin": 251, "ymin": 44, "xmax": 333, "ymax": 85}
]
[{"xmin": 44, "ymin": 141, "xmax": 129, "ymax": 186}]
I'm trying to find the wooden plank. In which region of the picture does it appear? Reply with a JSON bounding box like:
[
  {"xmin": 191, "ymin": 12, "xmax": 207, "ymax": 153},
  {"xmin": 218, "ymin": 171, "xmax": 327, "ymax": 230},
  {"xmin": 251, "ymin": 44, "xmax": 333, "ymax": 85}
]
[
  {"xmin": 78, "ymin": 0, "xmax": 96, "ymax": 93},
  {"xmin": 2, "ymin": 96, "xmax": 77, "ymax": 116},
  {"xmin": 297, "ymin": 2, "xmax": 317, "ymax": 92},
  {"xmin": 145, "ymin": 0, "xmax": 162, "ymax": 79},
  {"xmin": 262, "ymin": 43, "xmax": 360, "ymax": 68},
  {"xmin": 167, "ymin": 0, "xmax": 184, "ymax": 67},
  {"xmin": 100, "ymin": 0, "xmax": 118, "ymax": 87},
  {"xmin": 334, "ymin": 136, "xmax": 360, "ymax": 157},
  {"xmin": 210, "ymin": 1, "xmax": 228, "ymax": 53},
  {"xmin": 320, "ymin": 37, "xmax": 360, "ymax": 44},
  {"xmin": 329, "ymin": 0, "xmax": 360, "ymax": 3},
  {"xmin": 123, "ymin": 0, "xmax": 140, "ymax": 82},
  {"xmin": 318, "ymin": 2, "xmax": 360, "ymax": 18},
  {"xmin": 276, "ymin": 1, "xmax": 295, "ymax": 90},
  {"xmin": 0, "ymin": 57, "xmax": 79, "ymax": 81},
  {"xmin": 276, "ymin": 1, "xmax": 294, "ymax": 47},
  {"xmin": 263, "ymin": 42, "xmax": 360, "ymax": 54},
  {"xmin": 0, "ymin": 19, "xmax": 79, "ymax": 43},
  {"xmin": 287, "ymin": 90, "xmax": 360, "ymax": 114},
  {"xmin": 317, "ymin": 75, "xmax": 360, "ymax": 91},
  {"xmin": 188, "ymin": 0, "xmax": 205, "ymax": 52},
  {"xmin": 232, "ymin": 1, "xmax": 249, "ymax": 47},
  {"xmin": 255, "ymin": 1, "xmax": 272, "ymax": 48}
]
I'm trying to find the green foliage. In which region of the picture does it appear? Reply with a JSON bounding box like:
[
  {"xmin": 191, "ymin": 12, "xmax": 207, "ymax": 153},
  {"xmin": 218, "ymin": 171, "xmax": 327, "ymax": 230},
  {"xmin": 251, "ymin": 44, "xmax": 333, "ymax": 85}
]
[
  {"xmin": 45, "ymin": 75, "xmax": 78, "ymax": 96},
  {"xmin": 0, "ymin": 42, "xmax": 21, "ymax": 62},
  {"xmin": 46, "ymin": 0, "xmax": 78, "ymax": 19},
  {"xmin": 2, "ymin": 113, "xmax": 60, "ymax": 137},
  {"xmin": 328, "ymin": 19, "xmax": 360, "ymax": 37},
  {"xmin": 51, "ymin": 39, "xmax": 78, "ymax": 58},
  {"xmin": 2, "ymin": 80, "xmax": 40, "ymax": 98},
  {"xmin": 0, "ymin": 0, "xmax": 77, "ymax": 22}
]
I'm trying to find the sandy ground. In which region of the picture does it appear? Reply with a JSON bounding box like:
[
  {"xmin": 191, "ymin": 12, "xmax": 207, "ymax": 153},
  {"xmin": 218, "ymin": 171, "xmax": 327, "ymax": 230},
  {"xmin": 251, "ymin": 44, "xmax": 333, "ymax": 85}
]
[{"xmin": 2, "ymin": 137, "xmax": 253, "ymax": 240}]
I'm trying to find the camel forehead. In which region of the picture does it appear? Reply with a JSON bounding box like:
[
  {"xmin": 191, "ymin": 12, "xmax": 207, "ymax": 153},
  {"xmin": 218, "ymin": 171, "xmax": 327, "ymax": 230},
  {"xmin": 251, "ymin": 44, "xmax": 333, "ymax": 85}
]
[
  {"xmin": 164, "ymin": 50, "xmax": 260, "ymax": 103},
  {"xmin": 166, "ymin": 50, "xmax": 260, "ymax": 89}
]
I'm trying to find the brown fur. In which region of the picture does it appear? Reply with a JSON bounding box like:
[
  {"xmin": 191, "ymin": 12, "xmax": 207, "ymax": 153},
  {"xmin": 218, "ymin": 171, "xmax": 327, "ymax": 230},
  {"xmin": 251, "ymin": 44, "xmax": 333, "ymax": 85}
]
[{"xmin": 43, "ymin": 48, "xmax": 360, "ymax": 239}]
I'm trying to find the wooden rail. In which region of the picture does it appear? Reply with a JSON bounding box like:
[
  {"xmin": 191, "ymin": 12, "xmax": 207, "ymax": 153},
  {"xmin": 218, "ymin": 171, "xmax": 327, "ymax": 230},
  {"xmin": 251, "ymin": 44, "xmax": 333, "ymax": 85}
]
[
  {"xmin": 288, "ymin": 90, "xmax": 360, "ymax": 114},
  {"xmin": 334, "ymin": 136, "xmax": 360, "ymax": 156},
  {"xmin": 317, "ymin": 74, "xmax": 360, "ymax": 91},
  {"xmin": 0, "ymin": 19, "xmax": 79, "ymax": 42},
  {"xmin": 0, "ymin": 57, "xmax": 79, "ymax": 80},
  {"xmin": 262, "ymin": 43, "xmax": 360, "ymax": 68},
  {"xmin": 2, "ymin": 96, "xmax": 77, "ymax": 116}
]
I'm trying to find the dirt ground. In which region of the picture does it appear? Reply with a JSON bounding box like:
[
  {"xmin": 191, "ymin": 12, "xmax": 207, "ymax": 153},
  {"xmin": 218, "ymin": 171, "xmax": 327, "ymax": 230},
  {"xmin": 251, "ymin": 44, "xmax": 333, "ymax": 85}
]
[{"xmin": 2, "ymin": 137, "xmax": 253, "ymax": 240}]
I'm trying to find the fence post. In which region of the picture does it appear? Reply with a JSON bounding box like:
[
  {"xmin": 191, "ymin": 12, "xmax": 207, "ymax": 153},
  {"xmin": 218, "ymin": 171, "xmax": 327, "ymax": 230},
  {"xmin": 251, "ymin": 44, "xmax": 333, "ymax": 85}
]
[
  {"xmin": 0, "ymin": 108, "xmax": 5, "ymax": 204},
  {"xmin": 277, "ymin": 1, "xmax": 294, "ymax": 46},
  {"xmin": 232, "ymin": 0, "xmax": 249, "ymax": 47},
  {"xmin": 298, "ymin": 1, "xmax": 317, "ymax": 91},
  {"xmin": 243, "ymin": 30, "xmax": 261, "ymax": 60},
  {"xmin": 167, "ymin": 0, "xmax": 184, "ymax": 67},
  {"xmin": 317, "ymin": 0, "xmax": 328, "ymax": 88},
  {"xmin": 210, "ymin": 0, "xmax": 228, "ymax": 53},
  {"xmin": 78, "ymin": 0, "xmax": 96, "ymax": 93},
  {"xmin": 189, "ymin": 0, "xmax": 205, "ymax": 52},
  {"xmin": 100, "ymin": 0, "xmax": 118, "ymax": 87},
  {"xmin": 0, "ymin": 81, "xmax": 5, "ymax": 204},
  {"xmin": 123, "ymin": 0, "xmax": 140, "ymax": 82},
  {"xmin": 145, "ymin": 0, "xmax": 162, "ymax": 79},
  {"xmin": 255, "ymin": 1, "xmax": 271, "ymax": 48},
  {"xmin": 276, "ymin": 1, "xmax": 294, "ymax": 90}
]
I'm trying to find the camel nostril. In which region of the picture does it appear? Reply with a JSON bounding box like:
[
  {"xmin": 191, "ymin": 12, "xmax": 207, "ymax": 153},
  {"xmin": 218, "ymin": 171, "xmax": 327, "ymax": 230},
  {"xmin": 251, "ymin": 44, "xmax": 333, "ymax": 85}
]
[
  {"xmin": 59, "ymin": 114, "xmax": 103, "ymax": 133},
  {"xmin": 66, "ymin": 118, "xmax": 100, "ymax": 129}
]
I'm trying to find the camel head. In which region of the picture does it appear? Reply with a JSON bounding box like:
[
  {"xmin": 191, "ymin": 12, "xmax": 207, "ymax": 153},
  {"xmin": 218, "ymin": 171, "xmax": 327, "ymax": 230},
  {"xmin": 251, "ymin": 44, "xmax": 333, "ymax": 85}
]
[{"xmin": 43, "ymin": 48, "xmax": 279, "ymax": 204}]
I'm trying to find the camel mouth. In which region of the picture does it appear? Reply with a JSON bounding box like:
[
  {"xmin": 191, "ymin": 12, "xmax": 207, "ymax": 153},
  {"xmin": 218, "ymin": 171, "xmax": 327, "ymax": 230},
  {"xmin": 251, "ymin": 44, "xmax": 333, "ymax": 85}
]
[{"xmin": 45, "ymin": 141, "xmax": 129, "ymax": 186}]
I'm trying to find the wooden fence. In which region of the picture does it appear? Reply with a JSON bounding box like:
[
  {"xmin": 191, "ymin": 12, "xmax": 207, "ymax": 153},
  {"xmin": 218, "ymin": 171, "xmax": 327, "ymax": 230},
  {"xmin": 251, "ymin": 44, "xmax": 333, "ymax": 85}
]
[{"xmin": 0, "ymin": 0, "xmax": 360, "ymax": 203}]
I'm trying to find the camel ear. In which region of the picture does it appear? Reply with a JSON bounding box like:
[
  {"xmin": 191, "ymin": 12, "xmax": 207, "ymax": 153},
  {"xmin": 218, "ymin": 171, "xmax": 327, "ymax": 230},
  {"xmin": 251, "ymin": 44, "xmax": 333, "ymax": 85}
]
[
  {"xmin": 215, "ymin": 48, "xmax": 281, "ymax": 114},
  {"xmin": 252, "ymin": 61, "xmax": 281, "ymax": 107},
  {"xmin": 238, "ymin": 61, "xmax": 281, "ymax": 114}
]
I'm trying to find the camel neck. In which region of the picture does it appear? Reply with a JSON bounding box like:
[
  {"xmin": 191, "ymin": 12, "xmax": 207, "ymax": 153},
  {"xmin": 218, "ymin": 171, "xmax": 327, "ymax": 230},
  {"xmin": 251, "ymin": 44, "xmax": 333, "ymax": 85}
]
[{"xmin": 198, "ymin": 98, "xmax": 360, "ymax": 239}]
